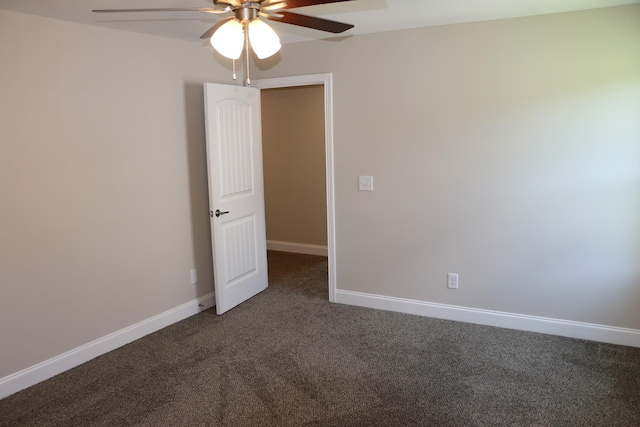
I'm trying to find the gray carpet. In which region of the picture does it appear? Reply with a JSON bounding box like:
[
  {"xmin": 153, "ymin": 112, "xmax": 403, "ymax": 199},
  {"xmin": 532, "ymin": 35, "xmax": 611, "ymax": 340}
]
[{"xmin": 1, "ymin": 251, "xmax": 639, "ymax": 426}]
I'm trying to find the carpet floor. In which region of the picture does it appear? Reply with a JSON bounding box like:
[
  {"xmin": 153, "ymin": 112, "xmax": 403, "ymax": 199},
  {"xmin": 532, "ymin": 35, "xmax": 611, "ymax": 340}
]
[{"xmin": 1, "ymin": 251, "xmax": 639, "ymax": 426}]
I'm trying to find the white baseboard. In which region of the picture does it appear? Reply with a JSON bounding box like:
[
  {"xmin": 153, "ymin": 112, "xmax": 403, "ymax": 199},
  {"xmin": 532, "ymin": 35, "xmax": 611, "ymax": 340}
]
[
  {"xmin": 335, "ymin": 289, "xmax": 640, "ymax": 348},
  {"xmin": 0, "ymin": 292, "xmax": 216, "ymax": 400},
  {"xmin": 5, "ymin": 289, "xmax": 637, "ymax": 401},
  {"xmin": 267, "ymin": 240, "xmax": 328, "ymax": 257}
]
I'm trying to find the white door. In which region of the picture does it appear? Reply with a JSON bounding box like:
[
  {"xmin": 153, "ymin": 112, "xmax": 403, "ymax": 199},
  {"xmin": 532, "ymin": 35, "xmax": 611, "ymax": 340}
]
[{"xmin": 204, "ymin": 83, "xmax": 268, "ymax": 315}]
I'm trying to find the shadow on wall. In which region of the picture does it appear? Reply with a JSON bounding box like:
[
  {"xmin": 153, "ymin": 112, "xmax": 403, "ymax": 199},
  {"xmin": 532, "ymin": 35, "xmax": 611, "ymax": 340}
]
[{"xmin": 183, "ymin": 82, "xmax": 215, "ymax": 297}]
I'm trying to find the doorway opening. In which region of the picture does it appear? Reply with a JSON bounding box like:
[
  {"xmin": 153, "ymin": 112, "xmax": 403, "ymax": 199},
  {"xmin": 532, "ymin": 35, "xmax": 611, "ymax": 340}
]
[
  {"xmin": 253, "ymin": 74, "xmax": 337, "ymax": 302},
  {"xmin": 261, "ymin": 84, "xmax": 327, "ymax": 298}
]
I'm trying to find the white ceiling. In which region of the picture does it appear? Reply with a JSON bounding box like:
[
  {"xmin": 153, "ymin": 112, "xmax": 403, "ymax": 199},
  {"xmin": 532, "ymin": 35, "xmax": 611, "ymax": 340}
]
[{"xmin": 0, "ymin": 0, "xmax": 637, "ymax": 45}]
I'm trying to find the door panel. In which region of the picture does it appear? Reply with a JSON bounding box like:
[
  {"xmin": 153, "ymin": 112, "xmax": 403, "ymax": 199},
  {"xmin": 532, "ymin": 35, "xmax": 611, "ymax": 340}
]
[{"xmin": 221, "ymin": 214, "xmax": 257, "ymax": 284}]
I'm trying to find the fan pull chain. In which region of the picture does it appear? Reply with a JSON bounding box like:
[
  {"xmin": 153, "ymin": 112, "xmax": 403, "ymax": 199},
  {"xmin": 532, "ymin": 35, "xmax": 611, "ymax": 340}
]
[
  {"xmin": 244, "ymin": 21, "xmax": 251, "ymax": 86},
  {"xmin": 232, "ymin": 59, "xmax": 237, "ymax": 81}
]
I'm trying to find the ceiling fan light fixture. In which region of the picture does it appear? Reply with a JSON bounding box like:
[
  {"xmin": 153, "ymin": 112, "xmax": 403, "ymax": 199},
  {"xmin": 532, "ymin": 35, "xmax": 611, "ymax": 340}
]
[
  {"xmin": 92, "ymin": 0, "xmax": 354, "ymax": 85},
  {"xmin": 248, "ymin": 19, "xmax": 281, "ymax": 59},
  {"xmin": 210, "ymin": 19, "xmax": 244, "ymax": 59}
]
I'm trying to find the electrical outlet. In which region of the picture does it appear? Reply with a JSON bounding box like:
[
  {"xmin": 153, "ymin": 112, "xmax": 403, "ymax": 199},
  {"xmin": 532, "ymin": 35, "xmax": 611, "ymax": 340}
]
[
  {"xmin": 190, "ymin": 269, "xmax": 198, "ymax": 285},
  {"xmin": 447, "ymin": 273, "xmax": 459, "ymax": 290}
]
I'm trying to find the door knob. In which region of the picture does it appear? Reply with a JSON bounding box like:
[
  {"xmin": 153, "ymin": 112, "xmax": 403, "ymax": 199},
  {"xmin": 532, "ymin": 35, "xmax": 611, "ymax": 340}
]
[{"xmin": 215, "ymin": 209, "xmax": 230, "ymax": 217}]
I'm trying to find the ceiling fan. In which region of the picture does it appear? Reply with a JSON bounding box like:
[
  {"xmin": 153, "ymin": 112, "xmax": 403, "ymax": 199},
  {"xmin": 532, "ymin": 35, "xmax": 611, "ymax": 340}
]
[{"xmin": 93, "ymin": 0, "xmax": 355, "ymax": 84}]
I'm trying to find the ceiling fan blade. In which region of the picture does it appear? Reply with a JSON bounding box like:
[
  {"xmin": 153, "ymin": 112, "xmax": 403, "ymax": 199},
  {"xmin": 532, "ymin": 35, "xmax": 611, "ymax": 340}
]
[
  {"xmin": 259, "ymin": 11, "xmax": 284, "ymax": 19},
  {"xmin": 279, "ymin": 0, "xmax": 355, "ymax": 9},
  {"xmin": 262, "ymin": 2, "xmax": 288, "ymax": 11},
  {"xmin": 267, "ymin": 11, "xmax": 353, "ymax": 33},
  {"xmin": 92, "ymin": 8, "xmax": 227, "ymax": 14},
  {"xmin": 216, "ymin": 0, "xmax": 241, "ymax": 7},
  {"xmin": 200, "ymin": 17, "xmax": 235, "ymax": 39}
]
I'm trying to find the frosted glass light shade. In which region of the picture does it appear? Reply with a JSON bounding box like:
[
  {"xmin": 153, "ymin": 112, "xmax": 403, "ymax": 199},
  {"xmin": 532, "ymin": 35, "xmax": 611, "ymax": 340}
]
[
  {"xmin": 248, "ymin": 20, "xmax": 281, "ymax": 59},
  {"xmin": 210, "ymin": 19, "xmax": 244, "ymax": 59}
]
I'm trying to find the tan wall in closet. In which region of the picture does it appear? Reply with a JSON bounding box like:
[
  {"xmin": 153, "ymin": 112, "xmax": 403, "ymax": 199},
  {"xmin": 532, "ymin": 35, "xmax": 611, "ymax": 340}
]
[{"xmin": 261, "ymin": 85, "xmax": 327, "ymax": 247}]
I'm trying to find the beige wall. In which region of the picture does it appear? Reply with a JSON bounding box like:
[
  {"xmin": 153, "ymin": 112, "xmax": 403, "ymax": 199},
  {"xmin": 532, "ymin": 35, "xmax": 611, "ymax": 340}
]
[
  {"xmin": 255, "ymin": 5, "xmax": 640, "ymax": 329},
  {"xmin": 261, "ymin": 85, "xmax": 327, "ymax": 246},
  {"xmin": 0, "ymin": 10, "xmax": 232, "ymax": 377}
]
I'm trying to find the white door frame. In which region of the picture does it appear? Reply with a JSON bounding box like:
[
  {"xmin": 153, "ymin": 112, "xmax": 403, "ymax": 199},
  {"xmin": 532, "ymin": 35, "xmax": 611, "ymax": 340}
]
[{"xmin": 252, "ymin": 73, "xmax": 337, "ymax": 303}]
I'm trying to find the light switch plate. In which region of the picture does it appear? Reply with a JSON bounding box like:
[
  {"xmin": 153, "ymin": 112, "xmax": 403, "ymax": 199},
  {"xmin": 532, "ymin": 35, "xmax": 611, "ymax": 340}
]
[{"xmin": 359, "ymin": 176, "xmax": 373, "ymax": 191}]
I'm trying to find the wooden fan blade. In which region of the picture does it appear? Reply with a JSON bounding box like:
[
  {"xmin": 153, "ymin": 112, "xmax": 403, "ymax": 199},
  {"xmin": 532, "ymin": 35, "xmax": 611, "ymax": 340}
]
[
  {"xmin": 216, "ymin": 0, "xmax": 241, "ymax": 7},
  {"xmin": 200, "ymin": 17, "xmax": 234, "ymax": 39},
  {"xmin": 92, "ymin": 8, "xmax": 226, "ymax": 14},
  {"xmin": 267, "ymin": 11, "xmax": 353, "ymax": 33},
  {"xmin": 280, "ymin": 0, "xmax": 354, "ymax": 9},
  {"xmin": 263, "ymin": 2, "xmax": 288, "ymax": 11}
]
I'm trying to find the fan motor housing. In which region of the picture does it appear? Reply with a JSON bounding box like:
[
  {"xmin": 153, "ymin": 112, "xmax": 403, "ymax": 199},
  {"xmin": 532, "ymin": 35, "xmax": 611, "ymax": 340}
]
[{"xmin": 236, "ymin": 4, "xmax": 260, "ymax": 22}]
